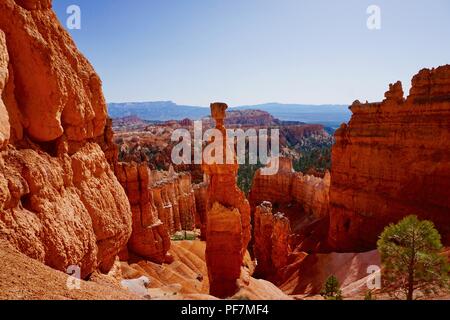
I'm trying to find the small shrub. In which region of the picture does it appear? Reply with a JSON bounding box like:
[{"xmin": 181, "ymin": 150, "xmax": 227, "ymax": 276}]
[{"xmin": 320, "ymin": 275, "xmax": 343, "ymax": 300}]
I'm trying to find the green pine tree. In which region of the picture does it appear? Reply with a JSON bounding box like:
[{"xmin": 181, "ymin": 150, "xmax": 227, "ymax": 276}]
[
  {"xmin": 320, "ymin": 275, "xmax": 343, "ymax": 300},
  {"xmin": 377, "ymin": 215, "xmax": 450, "ymax": 300}
]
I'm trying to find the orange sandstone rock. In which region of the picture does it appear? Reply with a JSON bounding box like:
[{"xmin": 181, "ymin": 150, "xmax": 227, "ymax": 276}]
[
  {"xmin": 0, "ymin": 1, "xmax": 132, "ymax": 278},
  {"xmin": 329, "ymin": 65, "xmax": 450, "ymax": 251},
  {"xmin": 193, "ymin": 181, "xmax": 208, "ymax": 240},
  {"xmin": 0, "ymin": 0, "xmax": 107, "ymax": 145},
  {"xmin": 203, "ymin": 103, "xmax": 251, "ymax": 298},
  {"xmin": 0, "ymin": 144, "xmax": 132, "ymax": 277},
  {"xmin": 150, "ymin": 169, "xmax": 197, "ymax": 234},
  {"xmin": 115, "ymin": 162, "xmax": 171, "ymax": 264},
  {"xmin": 249, "ymin": 158, "xmax": 330, "ymax": 232},
  {"xmin": 253, "ymin": 202, "xmax": 291, "ymax": 282},
  {"xmin": 0, "ymin": 30, "xmax": 10, "ymax": 149}
]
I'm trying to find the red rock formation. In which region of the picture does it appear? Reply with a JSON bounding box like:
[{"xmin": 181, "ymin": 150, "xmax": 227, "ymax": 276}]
[
  {"xmin": 203, "ymin": 103, "xmax": 251, "ymax": 298},
  {"xmin": 115, "ymin": 161, "xmax": 198, "ymax": 262},
  {"xmin": 115, "ymin": 163, "xmax": 170, "ymax": 263},
  {"xmin": 193, "ymin": 181, "xmax": 208, "ymax": 240},
  {"xmin": 202, "ymin": 109, "xmax": 280, "ymax": 127},
  {"xmin": 0, "ymin": 144, "xmax": 132, "ymax": 277},
  {"xmin": 253, "ymin": 202, "xmax": 291, "ymax": 282},
  {"xmin": 0, "ymin": 31, "xmax": 9, "ymax": 149},
  {"xmin": 151, "ymin": 168, "xmax": 196, "ymax": 234},
  {"xmin": 329, "ymin": 65, "xmax": 450, "ymax": 251},
  {"xmin": 0, "ymin": 0, "xmax": 132, "ymax": 278},
  {"xmin": 0, "ymin": 0, "xmax": 106, "ymax": 149},
  {"xmin": 249, "ymin": 158, "xmax": 330, "ymax": 232}
]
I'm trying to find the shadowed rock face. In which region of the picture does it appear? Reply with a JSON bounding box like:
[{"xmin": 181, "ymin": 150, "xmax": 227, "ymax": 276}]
[
  {"xmin": 329, "ymin": 65, "xmax": 450, "ymax": 251},
  {"xmin": 0, "ymin": 0, "xmax": 132, "ymax": 277},
  {"xmin": 253, "ymin": 202, "xmax": 291, "ymax": 283}
]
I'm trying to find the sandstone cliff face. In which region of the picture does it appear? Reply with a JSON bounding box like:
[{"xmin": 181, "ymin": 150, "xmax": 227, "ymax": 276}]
[
  {"xmin": 115, "ymin": 163, "xmax": 197, "ymax": 262},
  {"xmin": 0, "ymin": 0, "xmax": 132, "ymax": 277},
  {"xmin": 151, "ymin": 169, "xmax": 196, "ymax": 234},
  {"xmin": 249, "ymin": 158, "xmax": 330, "ymax": 231},
  {"xmin": 115, "ymin": 163, "xmax": 170, "ymax": 263},
  {"xmin": 0, "ymin": 0, "xmax": 106, "ymax": 148},
  {"xmin": 203, "ymin": 103, "xmax": 252, "ymax": 298},
  {"xmin": 0, "ymin": 31, "xmax": 10, "ymax": 149},
  {"xmin": 193, "ymin": 182, "xmax": 208, "ymax": 240},
  {"xmin": 0, "ymin": 144, "xmax": 131, "ymax": 278},
  {"xmin": 253, "ymin": 202, "xmax": 291, "ymax": 282},
  {"xmin": 329, "ymin": 65, "xmax": 450, "ymax": 251}
]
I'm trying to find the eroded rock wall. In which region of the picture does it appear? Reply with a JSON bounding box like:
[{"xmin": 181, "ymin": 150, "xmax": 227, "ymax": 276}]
[
  {"xmin": 253, "ymin": 202, "xmax": 291, "ymax": 282},
  {"xmin": 329, "ymin": 65, "xmax": 450, "ymax": 251},
  {"xmin": 249, "ymin": 158, "xmax": 330, "ymax": 227},
  {"xmin": 0, "ymin": 0, "xmax": 132, "ymax": 277},
  {"xmin": 0, "ymin": 0, "xmax": 106, "ymax": 148},
  {"xmin": 193, "ymin": 181, "xmax": 208, "ymax": 240},
  {"xmin": 115, "ymin": 162, "xmax": 170, "ymax": 263},
  {"xmin": 151, "ymin": 169, "xmax": 196, "ymax": 234}
]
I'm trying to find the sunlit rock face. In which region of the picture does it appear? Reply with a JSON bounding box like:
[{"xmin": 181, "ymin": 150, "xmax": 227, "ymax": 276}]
[
  {"xmin": 329, "ymin": 65, "xmax": 450, "ymax": 251},
  {"xmin": 115, "ymin": 162, "xmax": 170, "ymax": 263},
  {"xmin": 150, "ymin": 168, "xmax": 197, "ymax": 234},
  {"xmin": 0, "ymin": 0, "xmax": 132, "ymax": 278},
  {"xmin": 193, "ymin": 181, "xmax": 208, "ymax": 240},
  {"xmin": 203, "ymin": 103, "xmax": 252, "ymax": 299}
]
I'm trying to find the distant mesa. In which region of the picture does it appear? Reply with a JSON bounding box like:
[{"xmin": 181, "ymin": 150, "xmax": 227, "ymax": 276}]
[{"xmin": 108, "ymin": 101, "xmax": 351, "ymax": 127}]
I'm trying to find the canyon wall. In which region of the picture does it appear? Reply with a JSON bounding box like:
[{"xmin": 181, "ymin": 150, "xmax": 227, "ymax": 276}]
[
  {"xmin": 249, "ymin": 158, "xmax": 330, "ymax": 231},
  {"xmin": 253, "ymin": 202, "xmax": 291, "ymax": 282},
  {"xmin": 193, "ymin": 181, "xmax": 208, "ymax": 240},
  {"xmin": 115, "ymin": 163, "xmax": 197, "ymax": 262},
  {"xmin": 150, "ymin": 168, "xmax": 196, "ymax": 234},
  {"xmin": 115, "ymin": 163, "xmax": 170, "ymax": 263},
  {"xmin": 329, "ymin": 65, "xmax": 450, "ymax": 251},
  {"xmin": 0, "ymin": 0, "xmax": 132, "ymax": 278}
]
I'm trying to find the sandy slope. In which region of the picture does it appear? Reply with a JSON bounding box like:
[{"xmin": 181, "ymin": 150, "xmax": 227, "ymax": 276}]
[
  {"xmin": 121, "ymin": 240, "xmax": 292, "ymax": 300},
  {"xmin": 0, "ymin": 241, "xmax": 139, "ymax": 300}
]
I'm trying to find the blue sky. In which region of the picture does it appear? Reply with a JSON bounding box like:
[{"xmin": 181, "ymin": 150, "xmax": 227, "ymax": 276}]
[{"xmin": 53, "ymin": 0, "xmax": 450, "ymax": 106}]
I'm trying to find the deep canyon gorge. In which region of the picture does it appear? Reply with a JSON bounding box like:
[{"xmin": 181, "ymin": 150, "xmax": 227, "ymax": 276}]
[{"xmin": 0, "ymin": 0, "xmax": 449, "ymax": 300}]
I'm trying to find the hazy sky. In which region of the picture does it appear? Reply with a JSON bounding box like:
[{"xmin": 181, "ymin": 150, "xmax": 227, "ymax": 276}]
[{"xmin": 53, "ymin": 0, "xmax": 450, "ymax": 106}]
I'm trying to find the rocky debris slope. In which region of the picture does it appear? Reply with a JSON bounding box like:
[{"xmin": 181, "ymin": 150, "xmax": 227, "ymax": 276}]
[
  {"xmin": 279, "ymin": 250, "xmax": 381, "ymax": 299},
  {"xmin": 253, "ymin": 202, "xmax": 291, "ymax": 282},
  {"xmin": 329, "ymin": 65, "xmax": 450, "ymax": 251},
  {"xmin": 121, "ymin": 240, "xmax": 291, "ymax": 300},
  {"xmin": 203, "ymin": 103, "xmax": 252, "ymax": 298},
  {"xmin": 0, "ymin": 241, "xmax": 139, "ymax": 300},
  {"xmin": 0, "ymin": 0, "xmax": 132, "ymax": 278}
]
